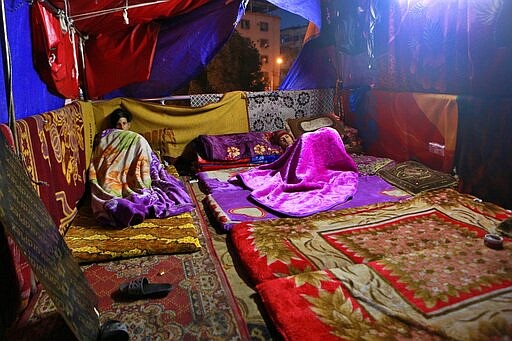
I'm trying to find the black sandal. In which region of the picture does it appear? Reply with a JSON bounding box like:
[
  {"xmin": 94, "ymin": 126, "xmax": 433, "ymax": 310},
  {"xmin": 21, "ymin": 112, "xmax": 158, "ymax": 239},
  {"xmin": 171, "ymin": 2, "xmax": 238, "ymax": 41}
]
[{"xmin": 118, "ymin": 277, "xmax": 172, "ymax": 299}]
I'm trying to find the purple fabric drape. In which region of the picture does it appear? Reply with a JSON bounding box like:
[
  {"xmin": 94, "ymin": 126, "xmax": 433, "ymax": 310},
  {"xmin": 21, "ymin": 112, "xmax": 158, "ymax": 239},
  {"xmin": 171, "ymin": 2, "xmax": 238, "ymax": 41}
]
[
  {"xmin": 238, "ymin": 127, "xmax": 358, "ymax": 217},
  {"xmin": 106, "ymin": 0, "xmax": 246, "ymax": 98},
  {"xmin": 362, "ymin": 0, "xmax": 512, "ymax": 96},
  {"xmin": 283, "ymin": 0, "xmax": 512, "ymax": 97}
]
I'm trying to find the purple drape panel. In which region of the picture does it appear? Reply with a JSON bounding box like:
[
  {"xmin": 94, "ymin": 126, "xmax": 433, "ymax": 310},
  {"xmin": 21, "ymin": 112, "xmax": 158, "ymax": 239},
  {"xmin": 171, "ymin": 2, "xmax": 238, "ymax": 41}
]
[
  {"xmin": 283, "ymin": 0, "xmax": 512, "ymax": 97},
  {"xmin": 0, "ymin": 3, "xmax": 64, "ymax": 124},
  {"xmin": 369, "ymin": 0, "xmax": 512, "ymax": 96},
  {"xmin": 105, "ymin": 0, "xmax": 246, "ymax": 99}
]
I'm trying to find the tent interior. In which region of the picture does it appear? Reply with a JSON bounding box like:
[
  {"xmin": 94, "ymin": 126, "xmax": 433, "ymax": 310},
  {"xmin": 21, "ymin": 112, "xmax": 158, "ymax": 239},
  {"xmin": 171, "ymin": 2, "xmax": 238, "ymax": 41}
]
[{"xmin": 1, "ymin": 0, "xmax": 512, "ymax": 340}]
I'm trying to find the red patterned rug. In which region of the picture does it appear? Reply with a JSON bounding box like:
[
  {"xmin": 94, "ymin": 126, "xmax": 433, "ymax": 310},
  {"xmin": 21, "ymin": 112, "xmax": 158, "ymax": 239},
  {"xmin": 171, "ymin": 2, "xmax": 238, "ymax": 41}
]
[{"xmin": 9, "ymin": 208, "xmax": 251, "ymax": 340}]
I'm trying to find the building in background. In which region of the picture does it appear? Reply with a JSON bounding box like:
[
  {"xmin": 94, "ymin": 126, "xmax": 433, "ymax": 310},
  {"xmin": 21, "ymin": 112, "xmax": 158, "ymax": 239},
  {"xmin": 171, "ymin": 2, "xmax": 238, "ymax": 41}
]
[{"xmin": 237, "ymin": 1, "xmax": 281, "ymax": 90}]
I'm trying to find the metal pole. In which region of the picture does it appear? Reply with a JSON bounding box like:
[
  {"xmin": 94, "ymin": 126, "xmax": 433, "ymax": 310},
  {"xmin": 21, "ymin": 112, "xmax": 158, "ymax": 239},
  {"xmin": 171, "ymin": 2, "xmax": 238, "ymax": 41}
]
[{"xmin": 0, "ymin": 0, "xmax": 19, "ymax": 154}]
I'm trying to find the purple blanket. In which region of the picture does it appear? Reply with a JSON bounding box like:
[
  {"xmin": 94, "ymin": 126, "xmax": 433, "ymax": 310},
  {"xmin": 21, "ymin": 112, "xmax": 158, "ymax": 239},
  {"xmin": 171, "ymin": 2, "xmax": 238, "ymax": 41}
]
[
  {"xmin": 89, "ymin": 129, "xmax": 194, "ymax": 227},
  {"xmin": 197, "ymin": 131, "xmax": 282, "ymax": 161},
  {"xmin": 237, "ymin": 127, "xmax": 359, "ymax": 217}
]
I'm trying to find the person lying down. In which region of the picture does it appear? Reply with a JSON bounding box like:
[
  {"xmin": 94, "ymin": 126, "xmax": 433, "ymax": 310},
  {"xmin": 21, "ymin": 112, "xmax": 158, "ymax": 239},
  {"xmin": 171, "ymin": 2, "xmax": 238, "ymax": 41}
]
[
  {"xmin": 237, "ymin": 127, "xmax": 359, "ymax": 217},
  {"xmin": 89, "ymin": 108, "xmax": 194, "ymax": 227}
]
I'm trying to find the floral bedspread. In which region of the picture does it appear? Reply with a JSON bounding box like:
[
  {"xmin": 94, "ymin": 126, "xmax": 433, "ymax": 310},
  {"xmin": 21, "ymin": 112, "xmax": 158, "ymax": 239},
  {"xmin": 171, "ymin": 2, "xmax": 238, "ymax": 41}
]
[{"xmin": 230, "ymin": 188, "xmax": 512, "ymax": 340}]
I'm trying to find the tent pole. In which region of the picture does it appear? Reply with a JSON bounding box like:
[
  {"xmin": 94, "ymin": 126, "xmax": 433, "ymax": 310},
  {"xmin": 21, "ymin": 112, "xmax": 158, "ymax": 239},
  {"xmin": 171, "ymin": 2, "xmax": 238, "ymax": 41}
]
[
  {"xmin": 0, "ymin": 0, "xmax": 19, "ymax": 154},
  {"xmin": 78, "ymin": 34, "xmax": 89, "ymax": 100}
]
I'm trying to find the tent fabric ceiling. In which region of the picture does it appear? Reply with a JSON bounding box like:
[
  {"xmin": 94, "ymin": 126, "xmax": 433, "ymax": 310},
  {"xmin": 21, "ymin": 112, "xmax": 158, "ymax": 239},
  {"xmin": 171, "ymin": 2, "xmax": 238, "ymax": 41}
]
[
  {"xmin": 48, "ymin": 0, "xmax": 212, "ymax": 35},
  {"xmin": 30, "ymin": 0, "xmax": 323, "ymax": 100},
  {"xmin": 31, "ymin": 0, "xmax": 249, "ymax": 99}
]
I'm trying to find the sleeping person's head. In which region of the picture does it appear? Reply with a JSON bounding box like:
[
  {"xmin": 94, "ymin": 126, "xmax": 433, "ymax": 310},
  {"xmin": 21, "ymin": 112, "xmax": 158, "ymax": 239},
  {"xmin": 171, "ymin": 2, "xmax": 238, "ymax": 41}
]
[
  {"xmin": 272, "ymin": 130, "xmax": 295, "ymax": 149},
  {"xmin": 109, "ymin": 108, "xmax": 132, "ymax": 130}
]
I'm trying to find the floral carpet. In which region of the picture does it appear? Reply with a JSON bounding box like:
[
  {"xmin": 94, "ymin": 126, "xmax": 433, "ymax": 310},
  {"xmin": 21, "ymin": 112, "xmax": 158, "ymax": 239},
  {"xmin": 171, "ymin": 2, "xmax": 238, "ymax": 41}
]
[{"xmin": 9, "ymin": 202, "xmax": 251, "ymax": 340}]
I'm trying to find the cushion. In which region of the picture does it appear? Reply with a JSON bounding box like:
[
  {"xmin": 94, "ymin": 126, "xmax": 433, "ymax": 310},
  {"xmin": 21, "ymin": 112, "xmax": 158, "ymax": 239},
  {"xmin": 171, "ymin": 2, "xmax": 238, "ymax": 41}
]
[
  {"xmin": 378, "ymin": 160, "xmax": 458, "ymax": 194},
  {"xmin": 286, "ymin": 114, "xmax": 344, "ymax": 139},
  {"xmin": 65, "ymin": 203, "xmax": 201, "ymax": 263}
]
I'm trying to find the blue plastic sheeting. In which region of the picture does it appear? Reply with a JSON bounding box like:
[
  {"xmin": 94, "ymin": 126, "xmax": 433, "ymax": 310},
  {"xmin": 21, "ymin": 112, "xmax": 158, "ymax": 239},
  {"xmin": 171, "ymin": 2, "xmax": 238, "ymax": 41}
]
[
  {"xmin": 267, "ymin": 0, "xmax": 321, "ymax": 30},
  {"xmin": 279, "ymin": 36, "xmax": 337, "ymax": 91},
  {"xmin": 0, "ymin": 3, "xmax": 64, "ymax": 124}
]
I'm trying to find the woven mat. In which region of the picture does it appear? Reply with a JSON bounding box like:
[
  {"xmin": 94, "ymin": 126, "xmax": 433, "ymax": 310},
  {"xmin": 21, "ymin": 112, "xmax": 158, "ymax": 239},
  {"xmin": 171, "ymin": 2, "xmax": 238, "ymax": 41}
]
[
  {"xmin": 378, "ymin": 160, "xmax": 458, "ymax": 194},
  {"xmin": 64, "ymin": 200, "xmax": 201, "ymax": 263}
]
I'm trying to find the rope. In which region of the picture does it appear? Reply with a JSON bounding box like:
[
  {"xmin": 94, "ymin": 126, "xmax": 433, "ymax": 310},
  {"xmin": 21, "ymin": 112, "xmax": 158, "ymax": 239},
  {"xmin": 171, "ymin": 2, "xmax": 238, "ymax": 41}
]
[{"xmin": 70, "ymin": 0, "xmax": 171, "ymax": 22}]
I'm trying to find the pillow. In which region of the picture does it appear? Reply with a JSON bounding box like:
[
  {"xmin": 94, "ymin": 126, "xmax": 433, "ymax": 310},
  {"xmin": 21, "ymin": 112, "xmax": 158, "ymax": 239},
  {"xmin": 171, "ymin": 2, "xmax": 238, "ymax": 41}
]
[
  {"xmin": 196, "ymin": 131, "xmax": 282, "ymax": 161},
  {"xmin": 286, "ymin": 114, "xmax": 344, "ymax": 139}
]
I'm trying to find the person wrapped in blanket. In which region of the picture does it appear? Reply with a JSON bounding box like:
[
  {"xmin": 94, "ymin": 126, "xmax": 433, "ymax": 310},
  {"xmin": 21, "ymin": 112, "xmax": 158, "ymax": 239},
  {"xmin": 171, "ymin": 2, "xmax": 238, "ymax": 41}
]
[
  {"xmin": 237, "ymin": 127, "xmax": 359, "ymax": 217},
  {"xmin": 271, "ymin": 129, "xmax": 295, "ymax": 150},
  {"xmin": 89, "ymin": 108, "xmax": 194, "ymax": 227}
]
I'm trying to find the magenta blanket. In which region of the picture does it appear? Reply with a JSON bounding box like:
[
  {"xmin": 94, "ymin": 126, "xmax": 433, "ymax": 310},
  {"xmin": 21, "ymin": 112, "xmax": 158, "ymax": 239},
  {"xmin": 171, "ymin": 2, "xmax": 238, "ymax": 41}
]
[{"xmin": 237, "ymin": 127, "xmax": 358, "ymax": 217}]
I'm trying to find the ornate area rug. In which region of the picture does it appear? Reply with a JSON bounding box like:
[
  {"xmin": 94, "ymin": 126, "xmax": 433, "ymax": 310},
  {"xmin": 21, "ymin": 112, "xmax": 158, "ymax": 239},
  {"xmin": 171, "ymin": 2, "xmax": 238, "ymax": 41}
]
[
  {"xmin": 230, "ymin": 188, "xmax": 511, "ymax": 285},
  {"xmin": 11, "ymin": 198, "xmax": 251, "ymax": 340},
  {"xmin": 233, "ymin": 188, "xmax": 512, "ymax": 340},
  {"xmin": 257, "ymin": 228, "xmax": 512, "ymax": 340},
  {"xmin": 378, "ymin": 160, "xmax": 458, "ymax": 194},
  {"xmin": 188, "ymin": 181, "xmax": 276, "ymax": 340}
]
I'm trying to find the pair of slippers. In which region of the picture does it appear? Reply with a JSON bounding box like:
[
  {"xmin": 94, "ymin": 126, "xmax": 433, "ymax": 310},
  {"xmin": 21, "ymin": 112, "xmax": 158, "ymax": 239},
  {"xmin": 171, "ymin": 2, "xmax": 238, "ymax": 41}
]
[{"xmin": 116, "ymin": 277, "xmax": 173, "ymax": 300}]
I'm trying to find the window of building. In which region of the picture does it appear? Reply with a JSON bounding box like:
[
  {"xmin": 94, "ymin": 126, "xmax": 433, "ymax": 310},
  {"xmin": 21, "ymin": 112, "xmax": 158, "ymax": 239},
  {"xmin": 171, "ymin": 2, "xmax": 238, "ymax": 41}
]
[
  {"xmin": 241, "ymin": 19, "xmax": 250, "ymax": 29},
  {"xmin": 259, "ymin": 21, "xmax": 269, "ymax": 32},
  {"xmin": 261, "ymin": 55, "xmax": 269, "ymax": 64},
  {"xmin": 260, "ymin": 39, "xmax": 269, "ymax": 48}
]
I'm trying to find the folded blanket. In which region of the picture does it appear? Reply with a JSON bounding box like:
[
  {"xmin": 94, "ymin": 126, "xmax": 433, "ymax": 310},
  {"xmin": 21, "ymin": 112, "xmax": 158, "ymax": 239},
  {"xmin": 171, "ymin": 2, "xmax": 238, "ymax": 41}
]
[
  {"xmin": 197, "ymin": 131, "xmax": 282, "ymax": 161},
  {"xmin": 89, "ymin": 129, "xmax": 194, "ymax": 227},
  {"xmin": 237, "ymin": 127, "xmax": 359, "ymax": 217}
]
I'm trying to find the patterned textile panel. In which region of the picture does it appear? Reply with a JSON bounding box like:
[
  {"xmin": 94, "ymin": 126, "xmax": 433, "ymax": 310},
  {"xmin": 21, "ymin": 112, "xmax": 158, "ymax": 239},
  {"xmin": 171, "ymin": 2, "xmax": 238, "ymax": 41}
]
[
  {"xmin": 196, "ymin": 155, "xmax": 260, "ymax": 173},
  {"xmin": 230, "ymin": 188, "xmax": 511, "ymax": 285},
  {"xmin": 247, "ymin": 89, "xmax": 335, "ymax": 132},
  {"xmin": 257, "ymin": 256, "xmax": 512, "ymax": 341},
  {"xmin": 349, "ymin": 154, "xmax": 394, "ymax": 175},
  {"xmin": 378, "ymin": 160, "xmax": 458, "ymax": 194},
  {"xmin": 190, "ymin": 93, "xmax": 223, "ymax": 107},
  {"xmin": 15, "ymin": 102, "xmax": 95, "ymax": 235},
  {"xmin": 203, "ymin": 189, "xmax": 280, "ymax": 232},
  {"xmin": 348, "ymin": 90, "xmax": 458, "ymax": 173},
  {"xmin": 207, "ymin": 175, "xmax": 410, "ymax": 232},
  {"xmin": 0, "ymin": 124, "xmax": 36, "ymax": 316},
  {"xmin": 64, "ymin": 208, "xmax": 201, "ymax": 263},
  {"xmin": 196, "ymin": 131, "xmax": 282, "ymax": 162}
]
